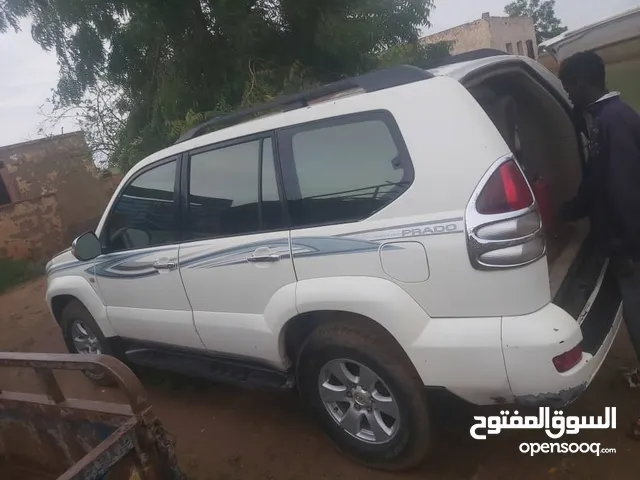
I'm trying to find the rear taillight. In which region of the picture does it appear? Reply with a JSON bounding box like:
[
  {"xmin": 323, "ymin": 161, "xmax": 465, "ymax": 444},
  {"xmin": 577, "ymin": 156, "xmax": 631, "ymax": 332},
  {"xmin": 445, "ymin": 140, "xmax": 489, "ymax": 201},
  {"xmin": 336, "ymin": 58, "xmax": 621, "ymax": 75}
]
[
  {"xmin": 465, "ymin": 155, "xmax": 546, "ymax": 270},
  {"xmin": 476, "ymin": 160, "xmax": 533, "ymax": 214},
  {"xmin": 553, "ymin": 344, "xmax": 583, "ymax": 373}
]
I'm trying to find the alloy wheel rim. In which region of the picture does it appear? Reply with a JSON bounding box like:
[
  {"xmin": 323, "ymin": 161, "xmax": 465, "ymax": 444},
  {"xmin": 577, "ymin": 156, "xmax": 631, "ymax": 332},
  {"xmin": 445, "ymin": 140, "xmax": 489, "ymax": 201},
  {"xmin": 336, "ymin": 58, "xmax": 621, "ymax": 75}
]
[
  {"xmin": 71, "ymin": 320, "xmax": 102, "ymax": 355},
  {"xmin": 318, "ymin": 358, "xmax": 400, "ymax": 444}
]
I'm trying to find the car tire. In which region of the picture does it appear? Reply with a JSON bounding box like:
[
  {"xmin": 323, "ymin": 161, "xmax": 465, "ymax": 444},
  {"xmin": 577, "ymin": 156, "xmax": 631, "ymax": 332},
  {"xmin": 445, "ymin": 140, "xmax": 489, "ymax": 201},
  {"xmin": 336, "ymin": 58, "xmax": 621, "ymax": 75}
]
[
  {"xmin": 296, "ymin": 321, "xmax": 432, "ymax": 471},
  {"xmin": 60, "ymin": 300, "xmax": 117, "ymax": 387}
]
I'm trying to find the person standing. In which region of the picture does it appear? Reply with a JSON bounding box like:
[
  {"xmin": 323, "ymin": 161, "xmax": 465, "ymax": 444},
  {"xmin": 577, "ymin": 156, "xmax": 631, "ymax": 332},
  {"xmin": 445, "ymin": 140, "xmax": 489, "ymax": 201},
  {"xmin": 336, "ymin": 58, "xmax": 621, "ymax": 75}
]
[{"xmin": 558, "ymin": 51, "xmax": 640, "ymax": 408}]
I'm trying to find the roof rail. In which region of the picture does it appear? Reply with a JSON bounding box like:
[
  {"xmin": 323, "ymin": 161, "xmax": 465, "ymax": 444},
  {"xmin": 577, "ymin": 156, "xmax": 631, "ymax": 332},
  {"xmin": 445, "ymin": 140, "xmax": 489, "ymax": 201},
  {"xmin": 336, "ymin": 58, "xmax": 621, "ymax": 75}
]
[
  {"xmin": 424, "ymin": 49, "xmax": 508, "ymax": 70},
  {"xmin": 174, "ymin": 64, "xmax": 434, "ymax": 144}
]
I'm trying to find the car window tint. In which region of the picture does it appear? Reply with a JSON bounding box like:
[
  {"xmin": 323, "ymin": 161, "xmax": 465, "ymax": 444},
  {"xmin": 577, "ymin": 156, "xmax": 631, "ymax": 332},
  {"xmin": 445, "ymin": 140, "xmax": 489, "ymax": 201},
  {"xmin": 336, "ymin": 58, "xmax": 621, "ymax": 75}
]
[
  {"xmin": 187, "ymin": 138, "xmax": 284, "ymax": 240},
  {"xmin": 285, "ymin": 117, "xmax": 411, "ymax": 227},
  {"xmin": 104, "ymin": 160, "xmax": 178, "ymax": 252}
]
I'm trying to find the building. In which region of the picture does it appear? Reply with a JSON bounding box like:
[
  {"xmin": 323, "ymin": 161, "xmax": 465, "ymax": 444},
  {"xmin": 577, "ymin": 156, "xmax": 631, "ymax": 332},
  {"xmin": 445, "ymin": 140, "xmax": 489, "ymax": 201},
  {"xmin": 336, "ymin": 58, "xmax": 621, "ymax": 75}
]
[
  {"xmin": 0, "ymin": 132, "xmax": 121, "ymax": 261},
  {"xmin": 539, "ymin": 6, "xmax": 640, "ymax": 110},
  {"xmin": 422, "ymin": 12, "xmax": 538, "ymax": 59}
]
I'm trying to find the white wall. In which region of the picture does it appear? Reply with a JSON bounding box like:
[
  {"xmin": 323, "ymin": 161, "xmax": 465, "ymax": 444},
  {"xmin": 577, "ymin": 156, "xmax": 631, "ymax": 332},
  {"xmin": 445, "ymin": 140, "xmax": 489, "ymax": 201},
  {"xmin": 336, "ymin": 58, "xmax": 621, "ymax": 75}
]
[{"xmin": 489, "ymin": 16, "xmax": 538, "ymax": 58}]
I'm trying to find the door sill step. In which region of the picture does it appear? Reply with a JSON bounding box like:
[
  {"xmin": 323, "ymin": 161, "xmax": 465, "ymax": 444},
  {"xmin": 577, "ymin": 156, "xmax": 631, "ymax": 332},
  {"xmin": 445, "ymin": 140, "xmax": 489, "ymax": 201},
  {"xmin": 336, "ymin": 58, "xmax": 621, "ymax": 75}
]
[{"xmin": 124, "ymin": 348, "xmax": 294, "ymax": 391}]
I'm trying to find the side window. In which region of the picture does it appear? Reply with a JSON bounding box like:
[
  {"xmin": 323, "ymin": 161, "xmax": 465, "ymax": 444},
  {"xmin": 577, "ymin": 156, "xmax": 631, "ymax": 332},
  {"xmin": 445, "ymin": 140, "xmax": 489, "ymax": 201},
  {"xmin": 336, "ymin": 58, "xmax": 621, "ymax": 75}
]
[
  {"xmin": 103, "ymin": 160, "xmax": 178, "ymax": 253},
  {"xmin": 186, "ymin": 137, "xmax": 284, "ymax": 240},
  {"xmin": 280, "ymin": 112, "xmax": 413, "ymax": 228}
]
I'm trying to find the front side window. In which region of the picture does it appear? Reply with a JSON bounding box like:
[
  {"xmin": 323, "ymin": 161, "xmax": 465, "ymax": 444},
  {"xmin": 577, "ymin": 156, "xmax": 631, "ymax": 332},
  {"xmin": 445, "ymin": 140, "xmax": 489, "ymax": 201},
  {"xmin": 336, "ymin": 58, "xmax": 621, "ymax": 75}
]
[
  {"xmin": 279, "ymin": 112, "xmax": 413, "ymax": 228},
  {"xmin": 186, "ymin": 137, "xmax": 284, "ymax": 240},
  {"xmin": 103, "ymin": 160, "xmax": 178, "ymax": 253}
]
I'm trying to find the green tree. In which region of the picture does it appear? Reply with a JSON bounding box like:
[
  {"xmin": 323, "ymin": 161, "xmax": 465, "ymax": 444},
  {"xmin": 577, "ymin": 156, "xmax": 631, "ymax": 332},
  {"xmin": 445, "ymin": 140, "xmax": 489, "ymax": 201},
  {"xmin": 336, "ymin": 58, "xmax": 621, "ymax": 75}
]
[
  {"xmin": 38, "ymin": 79, "xmax": 128, "ymax": 167},
  {"xmin": 377, "ymin": 41, "xmax": 453, "ymax": 69},
  {"xmin": 1, "ymin": 0, "xmax": 449, "ymax": 170},
  {"xmin": 504, "ymin": 0, "xmax": 568, "ymax": 44}
]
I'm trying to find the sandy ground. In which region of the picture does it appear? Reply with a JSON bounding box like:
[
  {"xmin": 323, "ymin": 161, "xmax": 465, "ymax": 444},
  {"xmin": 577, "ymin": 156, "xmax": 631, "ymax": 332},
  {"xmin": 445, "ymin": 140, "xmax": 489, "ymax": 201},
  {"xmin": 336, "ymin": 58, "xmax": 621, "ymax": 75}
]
[{"xmin": 1, "ymin": 277, "xmax": 639, "ymax": 480}]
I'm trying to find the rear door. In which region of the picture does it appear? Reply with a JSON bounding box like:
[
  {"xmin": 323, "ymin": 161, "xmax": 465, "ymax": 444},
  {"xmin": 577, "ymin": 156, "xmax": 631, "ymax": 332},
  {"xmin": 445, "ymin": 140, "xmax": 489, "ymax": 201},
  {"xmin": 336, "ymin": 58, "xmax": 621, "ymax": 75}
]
[{"xmin": 177, "ymin": 134, "xmax": 297, "ymax": 363}]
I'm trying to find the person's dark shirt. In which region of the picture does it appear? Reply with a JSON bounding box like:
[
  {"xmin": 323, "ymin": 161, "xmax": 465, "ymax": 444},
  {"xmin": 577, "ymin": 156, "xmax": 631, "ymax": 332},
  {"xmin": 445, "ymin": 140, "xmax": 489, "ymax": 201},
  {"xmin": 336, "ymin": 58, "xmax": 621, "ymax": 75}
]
[{"xmin": 565, "ymin": 93, "xmax": 640, "ymax": 260}]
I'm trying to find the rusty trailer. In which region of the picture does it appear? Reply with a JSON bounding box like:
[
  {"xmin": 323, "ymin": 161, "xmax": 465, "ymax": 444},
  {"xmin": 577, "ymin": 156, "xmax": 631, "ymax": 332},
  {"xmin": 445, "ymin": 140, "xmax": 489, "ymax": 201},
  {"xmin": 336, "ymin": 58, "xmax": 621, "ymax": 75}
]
[{"xmin": 0, "ymin": 352, "xmax": 185, "ymax": 480}]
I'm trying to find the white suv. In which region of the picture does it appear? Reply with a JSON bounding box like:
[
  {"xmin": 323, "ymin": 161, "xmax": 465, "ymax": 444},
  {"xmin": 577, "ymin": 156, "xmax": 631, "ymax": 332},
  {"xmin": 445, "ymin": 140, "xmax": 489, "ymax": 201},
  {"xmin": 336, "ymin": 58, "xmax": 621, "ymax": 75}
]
[{"xmin": 46, "ymin": 51, "xmax": 622, "ymax": 470}]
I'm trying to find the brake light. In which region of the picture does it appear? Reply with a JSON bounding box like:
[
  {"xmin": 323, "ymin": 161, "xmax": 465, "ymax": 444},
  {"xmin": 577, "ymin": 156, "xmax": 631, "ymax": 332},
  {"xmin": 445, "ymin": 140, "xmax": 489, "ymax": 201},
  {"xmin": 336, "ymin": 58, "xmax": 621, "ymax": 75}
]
[
  {"xmin": 553, "ymin": 344, "xmax": 583, "ymax": 373},
  {"xmin": 465, "ymin": 154, "xmax": 545, "ymax": 270},
  {"xmin": 476, "ymin": 160, "xmax": 533, "ymax": 214}
]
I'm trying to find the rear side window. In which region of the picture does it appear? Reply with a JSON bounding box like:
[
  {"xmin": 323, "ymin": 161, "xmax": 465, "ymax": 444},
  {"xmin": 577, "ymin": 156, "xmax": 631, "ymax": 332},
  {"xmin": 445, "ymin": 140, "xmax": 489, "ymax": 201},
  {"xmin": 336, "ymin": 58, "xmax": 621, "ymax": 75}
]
[
  {"xmin": 185, "ymin": 136, "xmax": 285, "ymax": 240},
  {"xmin": 279, "ymin": 111, "xmax": 413, "ymax": 228}
]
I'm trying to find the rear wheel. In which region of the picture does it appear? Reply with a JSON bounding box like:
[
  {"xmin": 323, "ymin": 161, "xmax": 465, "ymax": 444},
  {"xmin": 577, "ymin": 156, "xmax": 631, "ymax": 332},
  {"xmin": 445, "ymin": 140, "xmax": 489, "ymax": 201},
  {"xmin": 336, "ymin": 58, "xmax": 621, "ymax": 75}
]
[
  {"xmin": 60, "ymin": 300, "xmax": 116, "ymax": 387},
  {"xmin": 296, "ymin": 321, "xmax": 432, "ymax": 471}
]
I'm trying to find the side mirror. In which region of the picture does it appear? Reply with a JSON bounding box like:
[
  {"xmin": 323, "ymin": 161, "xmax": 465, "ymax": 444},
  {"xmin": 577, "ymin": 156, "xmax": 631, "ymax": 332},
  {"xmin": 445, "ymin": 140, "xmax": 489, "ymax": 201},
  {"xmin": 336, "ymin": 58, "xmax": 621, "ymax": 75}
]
[{"xmin": 72, "ymin": 232, "xmax": 102, "ymax": 261}]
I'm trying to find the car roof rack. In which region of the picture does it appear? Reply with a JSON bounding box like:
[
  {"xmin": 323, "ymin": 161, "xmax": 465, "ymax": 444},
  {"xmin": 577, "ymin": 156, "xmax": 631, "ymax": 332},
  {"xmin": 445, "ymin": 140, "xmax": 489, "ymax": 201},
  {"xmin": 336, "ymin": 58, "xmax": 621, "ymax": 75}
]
[
  {"xmin": 424, "ymin": 49, "xmax": 509, "ymax": 70},
  {"xmin": 174, "ymin": 64, "xmax": 434, "ymax": 144}
]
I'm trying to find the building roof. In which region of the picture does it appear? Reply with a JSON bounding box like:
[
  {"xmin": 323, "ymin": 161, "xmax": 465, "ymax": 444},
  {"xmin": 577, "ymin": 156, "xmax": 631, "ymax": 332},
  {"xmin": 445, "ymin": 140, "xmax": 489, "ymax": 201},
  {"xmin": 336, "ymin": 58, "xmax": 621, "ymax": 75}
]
[
  {"xmin": 539, "ymin": 6, "xmax": 640, "ymax": 60},
  {"xmin": 0, "ymin": 131, "xmax": 85, "ymax": 156}
]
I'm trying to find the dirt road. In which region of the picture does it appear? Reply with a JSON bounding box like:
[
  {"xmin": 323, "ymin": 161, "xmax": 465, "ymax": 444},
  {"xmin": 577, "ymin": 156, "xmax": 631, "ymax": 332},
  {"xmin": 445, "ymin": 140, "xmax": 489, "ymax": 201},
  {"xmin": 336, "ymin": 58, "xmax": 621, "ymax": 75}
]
[{"xmin": 1, "ymin": 278, "xmax": 639, "ymax": 479}]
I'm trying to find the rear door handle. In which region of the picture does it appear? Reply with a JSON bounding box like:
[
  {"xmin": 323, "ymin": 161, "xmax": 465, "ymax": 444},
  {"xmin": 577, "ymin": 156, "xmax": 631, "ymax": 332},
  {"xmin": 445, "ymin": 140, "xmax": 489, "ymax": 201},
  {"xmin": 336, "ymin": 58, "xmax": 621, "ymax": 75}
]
[
  {"xmin": 247, "ymin": 253, "xmax": 281, "ymax": 263},
  {"xmin": 152, "ymin": 260, "xmax": 178, "ymax": 271}
]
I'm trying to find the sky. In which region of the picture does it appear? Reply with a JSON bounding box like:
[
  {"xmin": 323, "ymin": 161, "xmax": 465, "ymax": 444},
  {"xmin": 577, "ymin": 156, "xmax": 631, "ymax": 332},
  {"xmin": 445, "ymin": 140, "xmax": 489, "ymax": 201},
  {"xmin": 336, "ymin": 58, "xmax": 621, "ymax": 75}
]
[{"xmin": 0, "ymin": 0, "xmax": 638, "ymax": 147}]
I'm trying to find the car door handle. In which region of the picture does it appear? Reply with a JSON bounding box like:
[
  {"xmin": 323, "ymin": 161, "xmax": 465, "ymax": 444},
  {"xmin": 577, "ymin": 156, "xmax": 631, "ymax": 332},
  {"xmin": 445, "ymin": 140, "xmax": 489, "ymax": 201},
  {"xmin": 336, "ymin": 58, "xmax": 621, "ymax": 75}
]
[
  {"xmin": 152, "ymin": 260, "xmax": 178, "ymax": 270},
  {"xmin": 247, "ymin": 254, "xmax": 281, "ymax": 263}
]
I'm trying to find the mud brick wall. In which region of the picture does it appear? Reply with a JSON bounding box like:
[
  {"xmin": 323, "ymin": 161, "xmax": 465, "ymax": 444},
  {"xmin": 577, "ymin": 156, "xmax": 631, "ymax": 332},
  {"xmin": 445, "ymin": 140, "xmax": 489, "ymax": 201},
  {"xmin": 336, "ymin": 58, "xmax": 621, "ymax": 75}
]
[
  {"xmin": 422, "ymin": 18, "xmax": 491, "ymax": 56},
  {"xmin": 0, "ymin": 193, "xmax": 65, "ymax": 261},
  {"xmin": 421, "ymin": 14, "xmax": 536, "ymax": 58},
  {"xmin": 0, "ymin": 132, "xmax": 116, "ymax": 245}
]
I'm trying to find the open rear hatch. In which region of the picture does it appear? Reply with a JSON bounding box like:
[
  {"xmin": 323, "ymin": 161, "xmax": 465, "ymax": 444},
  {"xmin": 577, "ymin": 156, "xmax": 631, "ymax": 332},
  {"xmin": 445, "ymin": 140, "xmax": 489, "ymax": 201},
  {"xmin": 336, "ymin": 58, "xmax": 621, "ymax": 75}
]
[{"xmin": 465, "ymin": 65, "xmax": 622, "ymax": 353}]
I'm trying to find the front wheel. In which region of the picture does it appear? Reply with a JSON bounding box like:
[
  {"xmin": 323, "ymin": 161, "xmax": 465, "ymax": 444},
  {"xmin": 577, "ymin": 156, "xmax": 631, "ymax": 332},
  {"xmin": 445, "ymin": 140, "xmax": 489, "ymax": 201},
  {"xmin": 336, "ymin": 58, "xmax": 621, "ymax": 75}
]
[
  {"xmin": 296, "ymin": 321, "xmax": 432, "ymax": 471},
  {"xmin": 60, "ymin": 300, "xmax": 116, "ymax": 387}
]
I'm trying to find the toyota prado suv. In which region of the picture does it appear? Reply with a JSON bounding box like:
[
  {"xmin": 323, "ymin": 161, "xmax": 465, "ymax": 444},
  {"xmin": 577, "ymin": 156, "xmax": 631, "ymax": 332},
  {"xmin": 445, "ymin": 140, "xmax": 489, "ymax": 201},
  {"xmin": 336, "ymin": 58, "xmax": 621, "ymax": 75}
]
[{"xmin": 46, "ymin": 51, "xmax": 622, "ymax": 470}]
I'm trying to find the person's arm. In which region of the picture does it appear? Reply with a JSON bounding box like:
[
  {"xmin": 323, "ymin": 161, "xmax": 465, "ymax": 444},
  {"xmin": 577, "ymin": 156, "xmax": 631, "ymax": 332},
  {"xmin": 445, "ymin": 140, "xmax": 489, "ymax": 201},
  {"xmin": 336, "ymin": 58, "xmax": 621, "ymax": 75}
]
[{"xmin": 561, "ymin": 107, "xmax": 594, "ymax": 222}]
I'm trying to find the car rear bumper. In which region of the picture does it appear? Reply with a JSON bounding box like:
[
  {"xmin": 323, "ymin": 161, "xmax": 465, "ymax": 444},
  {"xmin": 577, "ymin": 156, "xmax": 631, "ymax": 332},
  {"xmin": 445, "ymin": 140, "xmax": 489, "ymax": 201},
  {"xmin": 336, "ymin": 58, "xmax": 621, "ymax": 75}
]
[
  {"xmin": 410, "ymin": 274, "xmax": 621, "ymax": 407},
  {"xmin": 502, "ymin": 296, "xmax": 622, "ymax": 408}
]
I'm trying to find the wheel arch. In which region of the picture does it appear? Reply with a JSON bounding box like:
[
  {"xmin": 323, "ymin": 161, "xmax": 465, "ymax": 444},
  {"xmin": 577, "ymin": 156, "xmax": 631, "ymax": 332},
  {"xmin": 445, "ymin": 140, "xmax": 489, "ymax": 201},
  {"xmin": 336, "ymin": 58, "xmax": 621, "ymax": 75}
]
[
  {"xmin": 50, "ymin": 294, "xmax": 77, "ymax": 324},
  {"xmin": 46, "ymin": 275, "xmax": 116, "ymax": 337},
  {"xmin": 277, "ymin": 276, "xmax": 432, "ymax": 370},
  {"xmin": 280, "ymin": 310, "xmax": 415, "ymax": 372}
]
